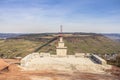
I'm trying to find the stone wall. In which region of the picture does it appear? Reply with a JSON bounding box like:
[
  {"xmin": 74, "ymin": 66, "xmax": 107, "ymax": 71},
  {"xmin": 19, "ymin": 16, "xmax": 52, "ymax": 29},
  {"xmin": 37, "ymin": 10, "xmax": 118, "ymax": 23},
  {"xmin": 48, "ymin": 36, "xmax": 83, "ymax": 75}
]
[
  {"xmin": 21, "ymin": 52, "xmax": 107, "ymax": 72},
  {"xmin": 20, "ymin": 56, "xmax": 111, "ymax": 73},
  {"xmin": 21, "ymin": 53, "xmax": 40, "ymax": 67}
]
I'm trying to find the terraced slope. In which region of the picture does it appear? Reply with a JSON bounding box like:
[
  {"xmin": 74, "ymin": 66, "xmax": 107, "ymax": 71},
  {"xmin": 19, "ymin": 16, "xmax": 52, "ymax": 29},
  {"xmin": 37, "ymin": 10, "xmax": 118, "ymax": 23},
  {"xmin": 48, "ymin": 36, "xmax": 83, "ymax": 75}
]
[{"xmin": 0, "ymin": 33, "xmax": 120, "ymax": 58}]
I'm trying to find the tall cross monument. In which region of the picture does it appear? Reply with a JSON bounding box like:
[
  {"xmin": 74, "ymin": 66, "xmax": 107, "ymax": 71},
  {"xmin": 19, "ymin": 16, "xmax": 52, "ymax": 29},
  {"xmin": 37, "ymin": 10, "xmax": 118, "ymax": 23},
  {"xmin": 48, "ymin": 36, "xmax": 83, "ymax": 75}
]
[{"xmin": 56, "ymin": 25, "xmax": 67, "ymax": 56}]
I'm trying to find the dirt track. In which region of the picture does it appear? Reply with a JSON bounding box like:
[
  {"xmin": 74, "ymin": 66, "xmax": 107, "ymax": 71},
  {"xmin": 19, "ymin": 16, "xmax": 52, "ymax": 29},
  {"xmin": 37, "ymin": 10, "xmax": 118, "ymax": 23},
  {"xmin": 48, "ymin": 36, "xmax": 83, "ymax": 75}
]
[{"xmin": 0, "ymin": 67, "xmax": 120, "ymax": 80}]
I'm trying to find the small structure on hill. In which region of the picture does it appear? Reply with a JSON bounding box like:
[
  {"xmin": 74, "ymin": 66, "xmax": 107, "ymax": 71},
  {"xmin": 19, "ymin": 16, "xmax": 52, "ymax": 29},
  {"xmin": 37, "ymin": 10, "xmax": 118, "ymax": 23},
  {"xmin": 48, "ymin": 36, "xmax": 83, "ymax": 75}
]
[
  {"xmin": 56, "ymin": 25, "xmax": 67, "ymax": 57},
  {"xmin": 56, "ymin": 36, "xmax": 67, "ymax": 57}
]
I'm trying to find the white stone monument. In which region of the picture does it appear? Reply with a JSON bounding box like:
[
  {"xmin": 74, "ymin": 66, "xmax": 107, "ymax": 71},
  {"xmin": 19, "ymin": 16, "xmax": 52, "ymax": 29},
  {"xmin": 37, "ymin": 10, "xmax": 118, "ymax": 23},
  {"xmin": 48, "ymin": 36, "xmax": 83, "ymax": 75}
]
[{"xmin": 56, "ymin": 37, "xmax": 67, "ymax": 57}]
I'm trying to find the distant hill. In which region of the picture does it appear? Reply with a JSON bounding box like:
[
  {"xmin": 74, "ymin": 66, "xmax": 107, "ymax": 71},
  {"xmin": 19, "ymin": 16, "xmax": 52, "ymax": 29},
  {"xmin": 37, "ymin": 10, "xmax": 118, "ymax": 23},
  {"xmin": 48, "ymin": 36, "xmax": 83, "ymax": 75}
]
[
  {"xmin": 0, "ymin": 33, "xmax": 120, "ymax": 58},
  {"xmin": 104, "ymin": 34, "xmax": 120, "ymax": 41},
  {"xmin": 0, "ymin": 33, "xmax": 22, "ymax": 39}
]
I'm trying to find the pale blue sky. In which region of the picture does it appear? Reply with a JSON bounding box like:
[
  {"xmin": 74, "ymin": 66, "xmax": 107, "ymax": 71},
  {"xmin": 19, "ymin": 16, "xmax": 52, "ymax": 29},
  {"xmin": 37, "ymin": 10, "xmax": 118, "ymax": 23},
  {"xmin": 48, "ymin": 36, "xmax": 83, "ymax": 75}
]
[{"xmin": 0, "ymin": 0, "xmax": 120, "ymax": 33}]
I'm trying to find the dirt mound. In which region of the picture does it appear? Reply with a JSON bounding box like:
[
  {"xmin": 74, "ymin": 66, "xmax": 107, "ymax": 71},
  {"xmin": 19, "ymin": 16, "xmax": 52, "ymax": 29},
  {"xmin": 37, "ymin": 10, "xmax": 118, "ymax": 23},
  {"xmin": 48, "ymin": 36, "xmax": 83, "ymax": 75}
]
[
  {"xmin": 8, "ymin": 64, "xmax": 21, "ymax": 72},
  {"xmin": 0, "ymin": 59, "xmax": 9, "ymax": 71},
  {"xmin": 106, "ymin": 66, "xmax": 120, "ymax": 77},
  {"xmin": 0, "ymin": 59, "xmax": 20, "ymax": 73},
  {"xmin": 3, "ymin": 59, "xmax": 20, "ymax": 64}
]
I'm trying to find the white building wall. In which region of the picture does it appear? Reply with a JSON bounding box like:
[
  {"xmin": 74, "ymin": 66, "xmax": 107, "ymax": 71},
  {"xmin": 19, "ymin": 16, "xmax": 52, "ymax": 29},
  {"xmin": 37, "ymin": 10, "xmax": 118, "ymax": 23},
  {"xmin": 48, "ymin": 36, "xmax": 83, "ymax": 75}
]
[
  {"xmin": 56, "ymin": 37, "xmax": 67, "ymax": 56},
  {"xmin": 56, "ymin": 48, "xmax": 67, "ymax": 56},
  {"xmin": 21, "ymin": 53, "xmax": 40, "ymax": 67},
  {"xmin": 58, "ymin": 42, "xmax": 65, "ymax": 47}
]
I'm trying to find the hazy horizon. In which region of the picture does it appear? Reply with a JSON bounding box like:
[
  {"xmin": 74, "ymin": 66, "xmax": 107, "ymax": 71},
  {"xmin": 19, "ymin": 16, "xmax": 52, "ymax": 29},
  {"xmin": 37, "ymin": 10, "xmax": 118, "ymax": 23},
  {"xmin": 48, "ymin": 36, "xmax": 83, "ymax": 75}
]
[
  {"xmin": 0, "ymin": 31, "xmax": 120, "ymax": 34},
  {"xmin": 0, "ymin": 0, "xmax": 120, "ymax": 33}
]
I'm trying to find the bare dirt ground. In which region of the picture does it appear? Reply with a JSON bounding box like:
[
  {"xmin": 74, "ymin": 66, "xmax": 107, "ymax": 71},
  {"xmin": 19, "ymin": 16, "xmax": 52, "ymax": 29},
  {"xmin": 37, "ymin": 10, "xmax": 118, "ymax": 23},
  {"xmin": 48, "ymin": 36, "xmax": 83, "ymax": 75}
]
[
  {"xmin": 0, "ymin": 65, "xmax": 120, "ymax": 80},
  {"xmin": 0, "ymin": 59, "xmax": 120, "ymax": 80}
]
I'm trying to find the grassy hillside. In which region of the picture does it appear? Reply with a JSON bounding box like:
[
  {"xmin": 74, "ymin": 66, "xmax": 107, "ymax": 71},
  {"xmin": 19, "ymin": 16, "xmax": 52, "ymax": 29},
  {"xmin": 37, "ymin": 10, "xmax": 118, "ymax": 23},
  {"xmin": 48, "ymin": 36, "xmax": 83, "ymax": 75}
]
[
  {"xmin": 0, "ymin": 33, "xmax": 120, "ymax": 58},
  {"xmin": 65, "ymin": 35, "xmax": 120, "ymax": 55}
]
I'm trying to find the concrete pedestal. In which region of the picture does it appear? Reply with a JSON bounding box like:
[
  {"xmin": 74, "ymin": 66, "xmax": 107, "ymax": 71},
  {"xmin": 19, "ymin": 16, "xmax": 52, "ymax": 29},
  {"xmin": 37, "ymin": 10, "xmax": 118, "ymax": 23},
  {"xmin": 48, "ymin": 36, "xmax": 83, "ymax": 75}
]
[{"xmin": 56, "ymin": 37, "xmax": 67, "ymax": 57}]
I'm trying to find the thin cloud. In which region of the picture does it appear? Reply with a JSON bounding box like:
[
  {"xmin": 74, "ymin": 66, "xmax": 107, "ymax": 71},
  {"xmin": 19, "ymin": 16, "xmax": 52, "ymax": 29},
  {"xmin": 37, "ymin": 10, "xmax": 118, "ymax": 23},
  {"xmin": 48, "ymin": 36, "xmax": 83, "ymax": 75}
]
[{"xmin": 0, "ymin": 0, "xmax": 120, "ymax": 33}]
